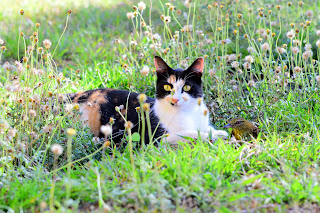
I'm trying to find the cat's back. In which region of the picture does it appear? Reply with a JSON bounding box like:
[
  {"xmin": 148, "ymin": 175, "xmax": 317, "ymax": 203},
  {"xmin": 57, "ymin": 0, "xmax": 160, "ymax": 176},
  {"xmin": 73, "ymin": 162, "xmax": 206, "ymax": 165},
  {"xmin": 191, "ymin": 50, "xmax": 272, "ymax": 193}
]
[{"xmin": 67, "ymin": 88, "xmax": 155, "ymax": 137}]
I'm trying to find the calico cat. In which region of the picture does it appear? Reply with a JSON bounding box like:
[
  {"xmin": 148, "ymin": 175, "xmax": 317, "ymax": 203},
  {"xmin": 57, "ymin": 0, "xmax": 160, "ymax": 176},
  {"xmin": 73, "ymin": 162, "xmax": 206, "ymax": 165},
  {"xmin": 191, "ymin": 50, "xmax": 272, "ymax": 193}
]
[{"xmin": 66, "ymin": 56, "xmax": 228, "ymax": 146}]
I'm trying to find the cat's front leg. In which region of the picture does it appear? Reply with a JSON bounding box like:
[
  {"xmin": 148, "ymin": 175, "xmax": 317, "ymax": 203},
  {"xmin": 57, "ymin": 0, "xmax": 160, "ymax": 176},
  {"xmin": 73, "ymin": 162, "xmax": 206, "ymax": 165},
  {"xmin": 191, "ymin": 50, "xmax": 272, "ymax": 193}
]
[
  {"xmin": 206, "ymin": 126, "xmax": 229, "ymax": 141},
  {"xmin": 162, "ymin": 130, "xmax": 208, "ymax": 144}
]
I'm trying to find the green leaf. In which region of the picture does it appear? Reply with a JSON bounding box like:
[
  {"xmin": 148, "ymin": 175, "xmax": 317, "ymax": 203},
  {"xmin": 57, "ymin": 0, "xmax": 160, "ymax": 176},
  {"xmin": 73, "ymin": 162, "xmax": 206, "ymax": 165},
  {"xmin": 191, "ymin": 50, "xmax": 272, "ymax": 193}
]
[{"xmin": 131, "ymin": 132, "xmax": 141, "ymax": 142}]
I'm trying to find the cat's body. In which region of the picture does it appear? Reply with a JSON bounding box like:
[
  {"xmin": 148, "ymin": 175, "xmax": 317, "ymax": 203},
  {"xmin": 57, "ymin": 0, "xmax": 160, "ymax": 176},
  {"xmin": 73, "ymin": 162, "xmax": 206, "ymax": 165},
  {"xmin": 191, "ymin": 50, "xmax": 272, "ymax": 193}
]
[{"xmin": 66, "ymin": 56, "xmax": 228, "ymax": 146}]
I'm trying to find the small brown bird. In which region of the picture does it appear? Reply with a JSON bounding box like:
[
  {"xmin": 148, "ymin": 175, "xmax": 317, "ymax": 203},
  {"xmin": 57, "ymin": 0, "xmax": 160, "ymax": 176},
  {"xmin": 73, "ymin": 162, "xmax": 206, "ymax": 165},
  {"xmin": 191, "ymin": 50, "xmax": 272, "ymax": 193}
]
[{"xmin": 223, "ymin": 117, "xmax": 260, "ymax": 140}]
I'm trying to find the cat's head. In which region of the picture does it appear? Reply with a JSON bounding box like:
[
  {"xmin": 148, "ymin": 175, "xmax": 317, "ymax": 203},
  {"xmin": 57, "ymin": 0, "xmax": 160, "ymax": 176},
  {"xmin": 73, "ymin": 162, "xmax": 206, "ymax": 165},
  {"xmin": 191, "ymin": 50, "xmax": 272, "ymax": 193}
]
[{"xmin": 154, "ymin": 56, "xmax": 204, "ymax": 107}]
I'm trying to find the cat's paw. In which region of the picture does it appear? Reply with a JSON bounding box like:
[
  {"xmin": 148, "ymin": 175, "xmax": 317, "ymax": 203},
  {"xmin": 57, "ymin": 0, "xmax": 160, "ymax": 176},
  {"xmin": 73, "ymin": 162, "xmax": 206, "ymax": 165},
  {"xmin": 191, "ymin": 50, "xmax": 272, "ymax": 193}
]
[
  {"xmin": 210, "ymin": 130, "xmax": 228, "ymax": 141},
  {"xmin": 213, "ymin": 130, "xmax": 229, "ymax": 137}
]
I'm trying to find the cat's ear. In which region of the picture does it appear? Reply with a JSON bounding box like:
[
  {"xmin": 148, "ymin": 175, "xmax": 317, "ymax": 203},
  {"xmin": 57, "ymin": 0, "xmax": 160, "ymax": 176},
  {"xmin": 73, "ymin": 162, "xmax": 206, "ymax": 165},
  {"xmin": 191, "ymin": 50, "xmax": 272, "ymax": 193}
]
[
  {"xmin": 187, "ymin": 57, "xmax": 204, "ymax": 76},
  {"xmin": 154, "ymin": 56, "xmax": 171, "ymax": 74}
]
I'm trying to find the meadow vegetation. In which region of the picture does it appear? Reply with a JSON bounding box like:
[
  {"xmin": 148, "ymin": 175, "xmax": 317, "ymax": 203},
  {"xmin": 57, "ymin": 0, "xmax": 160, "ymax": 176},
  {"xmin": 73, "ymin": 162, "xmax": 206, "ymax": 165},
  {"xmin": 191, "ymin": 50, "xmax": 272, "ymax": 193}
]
[{"xmin": 1, "ymin": 0, "xmax": 320, "ymax": 212}]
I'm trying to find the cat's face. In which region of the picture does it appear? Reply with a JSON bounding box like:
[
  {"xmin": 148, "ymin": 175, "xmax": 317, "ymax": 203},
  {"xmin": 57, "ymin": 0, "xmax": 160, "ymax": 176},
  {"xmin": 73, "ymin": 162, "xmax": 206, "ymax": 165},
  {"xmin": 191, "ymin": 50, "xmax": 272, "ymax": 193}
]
[{"xmin": 154, "ymin": 56, "xmax": 204, "ymax": 107}]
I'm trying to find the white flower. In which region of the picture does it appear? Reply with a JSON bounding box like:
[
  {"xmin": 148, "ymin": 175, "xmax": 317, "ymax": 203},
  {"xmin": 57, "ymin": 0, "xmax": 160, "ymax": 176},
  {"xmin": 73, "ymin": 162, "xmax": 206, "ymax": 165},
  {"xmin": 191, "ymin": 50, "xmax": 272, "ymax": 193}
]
[
  {"xmin": 286, "ymin": 30, "xmax": 295, "ymax": 39},
  {"xmin": 231, "ymin": 61, "xmax": 239, "ymax": 68},
  {"xmin": 302, "ymin": 50, "xmax": 313, "ymax": 60},
  {"xmin": 245, "ymin": 55, "xmax": 254, "ymax": 63},
  {"xmin": 126, "ymin": 12, "xmax": 135, "ymax": 19},
  {"xmin": 138, "ymin": 1, "xmax": 146, "ymax": 10},
  {"xmin": 130, "ymin": 40, "xmax": 137, "ymax": 46},
  {"xmin": 277, "ymin": 47, "xmax": 286, "ymax": 54},
  {"xmin": 315, "ymin": 75, "xmax": 320, "ymax": 83},
  {"xmin": 0, "ymin": 38, "xmax": 4, "ymax": 45},
  {"xmin": 100, "ymin": 125, "xmax": 112, "ymax": 136},
  {"xmin": 140, "ymin": 65, "xmax": 150, "ymax": 76},
  {"xmin": 294, "ymin": 66, "xmax": 301, "ymax": 73},
  {"xmin": 317, "ymin": 30, "xmax": 320, "ymax": 36},
  {"xmin": 306, "ymin": 10, "xmax": 313, "ymax": 18},
  {"xmin": 304, "ymin": 43, "xmax": 312, "ymax": 51},
  {"xmin": 243, "ymin": 62, "xmax": 251, "ymax": 69},
  {"xmin": 43, "ymin": 39, "xmax": 52, "ymax": 49},
  {"xmin": 51, "ymin": 144, "xmax": 63, "ymax": 156},
  {"xmin": 248, "ymin": 80, "xmax": 256, "ymax": 87},
  {"xmin": 292, "ymin": 46, "xmax": 299, "ymax": 55},
  {"xmin": 151, "ymin": 33, "xmax": 161, "ymax": 41},
  {"xmin": 270, "ymin": 21, "xmax": 276, "ymax": 27},
  {"xmin": 316, "ymin": 40, "xmax": 320, "ymax": 48},
  {"xmin": 293, "ymin": 39, "xmax": 301, "ymax": 46},
  {"xmin": 164, "ymin": 16, "xmax": 171, "ymax": 23},
  {"xmin": 261, "ymin": 42, "xmax": 270, "ymax": 51},
  {"xmin": 122, "ymin": 54, "xmax": 128, "ymax": 61},
  {"xmin": 208, "ymin": 68, "xmax": 216, "ymax": 77},
  {"xmin": 247, "ymin": 47, "xmax": 255, "ymax": 53},
  {"xmin": 184, "ymin": 0, "xmax": 190, "ymax": 7}
]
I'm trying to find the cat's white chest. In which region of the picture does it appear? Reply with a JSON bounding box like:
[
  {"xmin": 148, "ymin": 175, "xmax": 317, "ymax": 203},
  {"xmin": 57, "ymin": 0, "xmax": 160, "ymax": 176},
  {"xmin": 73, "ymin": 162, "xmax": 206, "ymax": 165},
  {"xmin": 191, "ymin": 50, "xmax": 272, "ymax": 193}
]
[{"xmin": 153, "ymin": 99, "xmax": 210, "ymax": 133}]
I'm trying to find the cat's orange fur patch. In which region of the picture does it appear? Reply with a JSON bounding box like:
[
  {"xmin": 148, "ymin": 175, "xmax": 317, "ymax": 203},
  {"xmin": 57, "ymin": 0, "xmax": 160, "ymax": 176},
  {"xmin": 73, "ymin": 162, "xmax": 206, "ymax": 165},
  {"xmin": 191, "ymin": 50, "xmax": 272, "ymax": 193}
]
[
  {"xmin": 79, "ymin": 91, "xmax": 107, "ymax": 136},
  {"xmin": 168, "ymin": 75, "xmax": 176, "ymax": 84}
]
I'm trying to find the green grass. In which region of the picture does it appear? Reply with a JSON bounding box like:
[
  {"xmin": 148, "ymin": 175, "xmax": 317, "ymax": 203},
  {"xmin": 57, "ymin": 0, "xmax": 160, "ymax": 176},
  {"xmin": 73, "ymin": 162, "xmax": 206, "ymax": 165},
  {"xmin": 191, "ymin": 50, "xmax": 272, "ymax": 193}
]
[{"xmin": 1, "ymin": 0, "xmax": 320, "ymax": 212}]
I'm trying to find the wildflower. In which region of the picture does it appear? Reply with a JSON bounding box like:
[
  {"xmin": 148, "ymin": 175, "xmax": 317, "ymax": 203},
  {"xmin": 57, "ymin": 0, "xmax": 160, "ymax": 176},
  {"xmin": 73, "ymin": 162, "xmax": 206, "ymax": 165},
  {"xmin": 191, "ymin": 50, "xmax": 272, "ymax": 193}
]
[
  {"xmin": 169, "ymin": 6, "xmax": 175, "ymax": 11},
  {"xmin": 293, "ymin": 39, "xmax": 301, "ymax": 46},
  {"xmin": 130, "ymin": 40, "xmax": 137, "ymax": 46},
  {"xmin": 294, "ymin": 66, "xmax": 301, "ymax": 73},
  {"xmin": 231, "ymin": 61, "xmax": 239, "ymax": 68},
  {"xmin": 302, "ymin": 50, "xmax": 312, "ymax": 60},
  {"xmin": 43, "ymin": 39, "xmax": 52, "ymax": 49},
  {"xmin": 315, "ymin": 75, "xmax": 320, "ymax": 83},
  {"xmin": 306, "ymin": 10, "xmax": 313, "ymax": 18},
  {"xmin": 232, "ymin": 85, "xmax": 239, "ymax": 91},
  {"xmin": 137, "ymin": 93, "xmax": 147, "ymax": 102},
  {"xmin": 298, "ymin": 1, "xmax": 303, "ymax": 6},
  {"xmin": 164, "ymin": 16, "xmax": 171, "ymax": 23},
  {"xmin": 304, "ymin": 43, "xmax": 312, "ymax": 51},
  {"xmin": 143, "ymin": 103, "xmax": 150, "ymax": 111},
  {"xmin": 124, "ymin": 121, "xmax": 133, "ymax": 129},
  {"xmin": 277, "ymin": 47, "xmax": 286, "ymax": 54},
  {"xmin": 51, "ymin": 144, "xmax": 63, "ymax": 156},
  {"xmin": 184, "ymin": 0, "xmax": 190, "ymax": 7},
  {"xmin": 0, "ymin": 38, "xmax": 3, "ymax": 45},
  {"xmin": 229, "ymin": 80, "xmax": 237, "ymax": 85},
  {"xmin": 138, "ymin": 1, "xmax": 146, "ymax": 10},
  {"xmin": 316, "ymin": 40, "xmax": 320, "ymax": 48},
  {"xmin": 261, "ymin": 42, "xmax": 270, "ymax": 51},
  {"xmin": 122, "ymin": 54, "xmax": 128, "ymax": 61},
  {"xmin": 243, "ymin": 62, "xmax": 251, "ymax": 69},
  {"xmin": 20, "ymin": 10, "xmax": 24, "ymax": 15},
  {"xmin": 140, "ymin": 65, "xmax": 150, "ymax": 76},
  {"xmin": 183, "ymin": 25, "xmax": 192, "ymax": 33},
  {"xmin": 67, "ymin": 128, "xmax": 77, "ymax": 137},
  {"xmin": 270, "ymin": 21, "xmax": 276, "ymax": 27},
  {"xmin": 286, "ymin": 30, "xmax": 295, "ymax": 39},
  {"xmin": 248, "ymin": 80, "xmax": 256, "ymax": 87},
  {"xmin": 126, "ymin": 12, "xmax": 135, "ymax": 19},
  {"xmin": 29, "ymin": 109, "xmax": 37, "ymax": 117},
  {"xmin": 245, "ymin": 55, "xmax": 254, "ymax": 63},
  {"xmin": 208, "ymin": 68, "xmax": 216, "ymax": 77},
  {"xmin": 292, "ymin": 46, "xmax": 299, "ymax": 55},
  {"xmin": 151, "ymin": 33, "xmax": 161, "ymax": 41},
  {"xmin": 100, "ymin": 125, "xmax": 112, "ymax": 136},
  {"xmin": 237, "ymin": 69, "xmax": 243, "ymax": 75},
  {"xmin": 1, "ymin": 46, "xmax": 6, "ymax": 51},
  {"xmin": 247, "ymin": 47, "xmax": 255, "ymax": 53}
]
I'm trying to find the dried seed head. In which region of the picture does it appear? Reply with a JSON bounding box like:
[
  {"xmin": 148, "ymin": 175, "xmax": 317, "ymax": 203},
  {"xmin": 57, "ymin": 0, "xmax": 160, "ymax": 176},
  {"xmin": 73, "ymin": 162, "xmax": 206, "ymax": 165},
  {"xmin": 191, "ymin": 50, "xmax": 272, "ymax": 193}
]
[
  {"xmin": 124, "ymin": 121, "xmax": 133, "ymax": 129},
  {"xmin": 137, "ymin": 93, "xmax": 147, "ymax": 103},
  {"xmin": 142, "ymin": 103, "xmax": 150, "ymax": 111},
  {"xmin": 66, "ymin": 128, "xmax": 77, "ymax": 137},
  {"xmin": 100, "ymin": 125, "xmax": 112, "ymax": 136},
  {"xmin": 51, "ymin": 144, "xmax": 63, "ymax": 156}
]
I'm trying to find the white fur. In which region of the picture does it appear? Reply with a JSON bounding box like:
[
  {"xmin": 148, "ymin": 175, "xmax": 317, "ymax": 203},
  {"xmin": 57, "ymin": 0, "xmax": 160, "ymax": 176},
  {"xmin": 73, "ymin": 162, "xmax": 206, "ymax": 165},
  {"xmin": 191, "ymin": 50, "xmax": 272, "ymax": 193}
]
[{"xmin": 154, "ymin": 79, "xmax": 228, "ymax": 144}]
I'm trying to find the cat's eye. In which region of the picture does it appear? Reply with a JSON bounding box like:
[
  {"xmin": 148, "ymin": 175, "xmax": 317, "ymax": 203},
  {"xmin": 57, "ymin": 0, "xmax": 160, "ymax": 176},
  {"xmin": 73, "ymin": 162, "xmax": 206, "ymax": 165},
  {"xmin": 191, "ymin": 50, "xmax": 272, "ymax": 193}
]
[
  {"xmin": 163, "ymin": 85, "xmax": 172, "ymax": 91},
  {"xmin": 183, "ymin": 85, "xmax": 191, "ymax": 91}
]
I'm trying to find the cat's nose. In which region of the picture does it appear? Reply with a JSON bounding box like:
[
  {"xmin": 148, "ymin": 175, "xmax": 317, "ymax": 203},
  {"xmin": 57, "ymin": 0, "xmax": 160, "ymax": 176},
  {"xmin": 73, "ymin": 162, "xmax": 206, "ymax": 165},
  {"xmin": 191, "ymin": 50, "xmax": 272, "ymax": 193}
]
[{"xmin": 170, "ymin": 98, "xmax": 179, "ymax": 105}]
